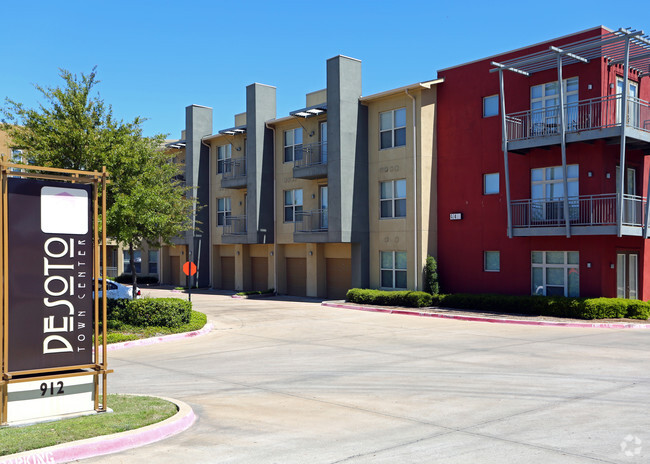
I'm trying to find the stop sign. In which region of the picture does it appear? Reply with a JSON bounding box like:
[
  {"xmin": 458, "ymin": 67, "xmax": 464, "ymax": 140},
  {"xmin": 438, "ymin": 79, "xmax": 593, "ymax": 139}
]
[{"xmin": 183, "ymin": 261, "xmax": 197, "ymax": 276}]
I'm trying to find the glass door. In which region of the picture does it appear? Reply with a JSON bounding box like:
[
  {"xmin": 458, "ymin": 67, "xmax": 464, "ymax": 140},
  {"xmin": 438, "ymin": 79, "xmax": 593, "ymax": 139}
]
[
  {"xmin": 617, "ymin": 252, "xmax": 639, "ymax": 299},
  {"xmin": 320, "ymin": 121, "xmax": 327, "ymax": 164},
  {"xmin": 616, "ymin": 78, "xmax": 639, "ymax": 127},
  {"xmin": 320, "ymin": 185, "xmax": 328, "ymax": 230}
]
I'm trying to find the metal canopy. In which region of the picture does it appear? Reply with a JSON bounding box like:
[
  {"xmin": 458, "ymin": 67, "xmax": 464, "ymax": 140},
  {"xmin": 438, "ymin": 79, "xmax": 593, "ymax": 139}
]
[
  {"xmin": 491, "ymin": 28, "xmax": 650, "ymax": 77},
  {"xmin": 218, "ymin": 125, "xmax": 247, "ymax": 136},
  {"xmin": 166, "ymin": 140, "xmax": 186, "ymax": 149},
  {"xmin": 289, "ymin": 103, "xmax": 327, "ymax": 118}
]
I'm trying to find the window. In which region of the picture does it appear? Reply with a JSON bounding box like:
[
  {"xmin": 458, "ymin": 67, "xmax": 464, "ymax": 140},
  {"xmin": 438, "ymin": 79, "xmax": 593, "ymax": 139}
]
[
  {"xmin": 484, "ymin": 251, "xmax": 500, "ymax": 272},
  {"xmin": 123, "ymin": 250, "xmax": 142, "ymax": 274},
  {"xmin": 284, "ymin": 128, "xmax": 303, "ymax": 162},
  {"xmin": 484, "ymin": 173, "xmax": 499, "ymax": 195},
  {"xmin": 284, "ymin": 189, "xmax": 303, "ymax": 222},
  {"xmin": 380, "ymin": 108, "xmax": 406, "ymax": 149},
  {"xmin": 531, "ymin": 165, "xmax": 578, "ymax": 223},
  {"xmin": 380, "ymin": 180, "xmax": 407, "ymax": 218},
  {"xmin": 217, "ymin": 197, "xmax": 231, "ymax": 226},
  {"xmin": 531, "ymin": 251, "xmax": 579, "ymax": 297},
  {"xmin": 217, "ymin": 144, "xmax": 232, "ymax": 174},
  {"xmin": 381, "ymin": 251, "xmax": 407, "ymax": 289},
  {"xmin": 617, "ymin": 252, "xmax": 639, "ymax": 299},
  {"xmin": 483, "ymin": 95, "xmax": 499, "ymax": 117},
  {"xmin": 148, "ymin": 250, "xmax": 159, "ymax": 274},
  {"xmin": 531, "ymin": 77, "xmax": 578, "ymax": 132}
]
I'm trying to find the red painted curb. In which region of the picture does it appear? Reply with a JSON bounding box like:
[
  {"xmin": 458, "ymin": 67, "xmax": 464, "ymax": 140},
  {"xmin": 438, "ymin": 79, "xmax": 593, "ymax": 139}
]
[
  {"xmin": 322, "ymin": 302, "xmax": 650, "ymax": 329},
  {"xmin": 96, "ymin": 322, "xmax": 213, "ymax": 353},
  {"xmin": 0, "ymin": 397, "xmax": 195, "ymax": 464}
]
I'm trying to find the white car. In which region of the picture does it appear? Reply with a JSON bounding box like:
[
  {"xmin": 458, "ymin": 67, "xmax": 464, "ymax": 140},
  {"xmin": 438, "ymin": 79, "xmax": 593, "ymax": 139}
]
[{"xmin": 97, "ymin": 279, "xmax": 141, "ymax": 300}]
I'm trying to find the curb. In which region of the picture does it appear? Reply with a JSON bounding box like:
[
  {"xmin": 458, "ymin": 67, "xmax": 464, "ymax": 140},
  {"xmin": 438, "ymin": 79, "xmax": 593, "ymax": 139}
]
[
  {"xmin": 99, "ymin": 322, "xmax": 213, "ymax": 352},
  {"xmin": 0, "ymin": 396, "xmax": 195, "ymax": 464},
  {"xmin": 322, "ymin": 302, "xmax": 650, "ymax": 329}
]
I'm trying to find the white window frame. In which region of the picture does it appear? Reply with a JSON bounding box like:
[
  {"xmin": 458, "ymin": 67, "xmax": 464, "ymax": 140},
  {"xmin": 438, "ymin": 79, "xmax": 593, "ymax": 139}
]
[
  {"xmin": 217, "ymin": 144, "xmax": 232, "ymax": 174},
  {"xmin": 217, "ymin": 197, "xmax": 231, "ymax": 226},
  {"xmin": 531, "ymin": 165, "xmax": 579, "ymax": 223},
  {"xmin": 531, "ymin": 251, "xmax": 579, "ymax": 297},
  {"xmin": 531, "ymin": 77, "xmax": 579, "ymax": 132},
  {"xmin": 284, "ymin": 128, "xmax": 303, "ymax": 163},
  {"xmin": 379, "ymin": 108, "xmax": 406, "ymax": 149},
  {"xmin": 380, "ymin": 251, "xmax": 407, "ymax": 289},
  {"xmin": 483, "ymin": 173, "xmax": 499, "ymax": 195},
  {"xmin": 484, "ymin": 251, "xmax": 500, "ymax": 272},
  {"xmin": 380, "ymin": 179, "xmax": 407, "ymax": 219},
  {"xmin": 284, "ymin": 189, "xmax": 303, "ymax": 223},
  {"xmin": 483, "ymin": 95, "xmax": 499, "ymax": 118}
]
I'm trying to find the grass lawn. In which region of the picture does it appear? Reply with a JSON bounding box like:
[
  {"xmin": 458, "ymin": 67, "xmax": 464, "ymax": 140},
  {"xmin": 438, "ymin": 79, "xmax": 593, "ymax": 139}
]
[
  {"xmin": 99, "ymin": 310, "xmax": 207, "ymax": 344},
  {"xmin": 0, "ymin": 395, "xmax": 178, "ymax": 456}
]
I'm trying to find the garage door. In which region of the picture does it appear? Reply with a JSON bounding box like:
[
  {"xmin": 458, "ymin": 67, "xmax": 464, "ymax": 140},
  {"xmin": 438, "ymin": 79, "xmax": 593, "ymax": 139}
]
[
  {"xmin": 326, "ymin": 258, "xmax": 351, "ymax": 299},
  {"xmin": 286, "ymin": 258, "xmax": 306, "ymax": 296},
  {"xmin": 251, "ymin": 257, "xmax": 268, "ymax": 291},
  {"xmin": 221, "ymin": 257, "xmax": 235, "ymax": 290}
]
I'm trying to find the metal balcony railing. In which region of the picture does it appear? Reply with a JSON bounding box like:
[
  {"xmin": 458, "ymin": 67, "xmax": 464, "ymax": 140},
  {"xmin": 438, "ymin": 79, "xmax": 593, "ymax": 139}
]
[
  {"xmin": 222, "ymin": 158, "xmax": 246, "ymax": 180},
  {"xmin": 294, "ymin": 142, "xmax": 327, "ymax": 168},
  {"xmin": 294, "ymin": 209, "xmax": 328, "ymax": 233},
  {"xmin": 223, "ymin": 215, "xmax": 247, "ymax": 236},
  {"xmin": 511, "ymin": 194, "xmax": 645, "ymax": 229},
  {"xmin": 506, "ymin": 95, "xmax": 650, "ymax": 142}
]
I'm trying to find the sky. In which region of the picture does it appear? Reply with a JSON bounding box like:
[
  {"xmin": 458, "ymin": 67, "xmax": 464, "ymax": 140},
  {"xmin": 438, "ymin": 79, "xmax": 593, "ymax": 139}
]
[{"xmin": 2, "ymin": 1, "xmax": 647, "ymax": 139}]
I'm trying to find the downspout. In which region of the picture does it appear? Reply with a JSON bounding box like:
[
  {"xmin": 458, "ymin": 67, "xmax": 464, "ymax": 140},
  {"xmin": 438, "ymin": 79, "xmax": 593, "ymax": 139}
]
[
  {"xmin": 201, "ymin": 136, "xmax": 213, "ymax": 288},
  {"xmin": 406, "ymin": 89, "xmax": 418, "ymax": 291},
  {"xmin": 266, "ymin": 122, "xmax": 278, "ymax": 293}
]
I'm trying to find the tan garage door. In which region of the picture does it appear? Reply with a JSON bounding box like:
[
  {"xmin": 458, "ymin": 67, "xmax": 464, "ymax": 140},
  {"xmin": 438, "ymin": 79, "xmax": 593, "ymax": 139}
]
[
  {"xmin": 170, "ymin": 256, "xmax": 180, "ymax": 287},
  {"xmin": 221, "ymin": 257, "xmax": 235, "ymax": 290},
  {"xmin": 251, "ymin": 257, "xmax": 268, "ymax": 291},
  {"xmin": 286, "ymin": 258, "xmax": 306, "ymax": 296},
  {"xmin": 326, "ymin": 258, "xmax": 351, "ymax": 299}
]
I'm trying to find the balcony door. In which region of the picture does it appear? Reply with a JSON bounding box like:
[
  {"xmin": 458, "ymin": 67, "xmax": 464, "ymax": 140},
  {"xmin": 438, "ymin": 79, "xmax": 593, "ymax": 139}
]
[
  {"xmin": 616, "ymin": 78, "xmax": 639, "ymax": 127},
  {"xmin": 617, "ymin": 252, "xmax": 639, "ymax": 299},
  {"xmin": 320, "ymin": 185, "xmax": 328, "ymax": 230},
  {"xmin": 320, "ymin": 121, "xmax": 327, "ymax": 163},
  {"xmin": 616, "ymin": 166, "xmax": 638, "ymax": 224}
]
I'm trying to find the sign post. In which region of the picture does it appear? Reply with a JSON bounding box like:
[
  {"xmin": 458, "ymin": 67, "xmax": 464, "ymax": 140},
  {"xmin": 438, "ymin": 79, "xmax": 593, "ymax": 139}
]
[
  {"xmin": 182, "ymin": 260, "xmax": 197, "ymax": 302},
  {"xmin": 0, "ymin": 162, "xmax": 111, "ymax": 425}
]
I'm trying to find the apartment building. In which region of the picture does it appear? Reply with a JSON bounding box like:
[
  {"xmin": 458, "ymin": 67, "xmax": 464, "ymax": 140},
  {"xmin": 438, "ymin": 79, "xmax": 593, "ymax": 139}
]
[{"xmin": 437, "ymin": 27, "xmax": 650, "ymax": 299}]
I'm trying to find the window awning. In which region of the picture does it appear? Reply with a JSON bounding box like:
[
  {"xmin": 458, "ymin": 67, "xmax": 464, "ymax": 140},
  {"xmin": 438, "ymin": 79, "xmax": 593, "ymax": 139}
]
[
  {"xmin": 166, "ymin": 140, "xmax": 186, "ymax": 149},
  {"xmin": 219, "ymin": 125, "xmax": 247, "ymax": 135},
  {"xmin": 289, "ymin": 103, "xmax": 327, "ymax": 118}
]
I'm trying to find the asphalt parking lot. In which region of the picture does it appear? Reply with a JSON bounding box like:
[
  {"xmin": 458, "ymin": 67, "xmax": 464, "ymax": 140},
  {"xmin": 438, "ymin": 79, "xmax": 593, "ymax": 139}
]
[{"xmin": 83, "ymin": 289, "xmax": 650, "ymax": 463}]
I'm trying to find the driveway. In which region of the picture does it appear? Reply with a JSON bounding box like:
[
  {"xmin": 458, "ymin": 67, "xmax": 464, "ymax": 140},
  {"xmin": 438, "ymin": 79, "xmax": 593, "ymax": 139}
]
[{"xmin": 83, "ymin": 289, "xmax": 650, "ymax": 463}]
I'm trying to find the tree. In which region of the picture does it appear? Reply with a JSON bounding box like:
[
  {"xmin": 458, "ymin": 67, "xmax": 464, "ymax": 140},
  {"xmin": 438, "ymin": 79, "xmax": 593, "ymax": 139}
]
[
  {"xmin": 424, "ymin": 255, "xmax": 440, "ymax": 295},
  {"xmin": 1, "ymin": 68, "xmax": 195, "ymax": 290}
]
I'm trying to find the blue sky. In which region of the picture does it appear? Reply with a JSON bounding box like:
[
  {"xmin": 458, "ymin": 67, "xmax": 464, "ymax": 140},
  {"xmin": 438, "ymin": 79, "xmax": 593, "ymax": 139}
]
[{"xmin": 2, "ymin": 1, "xmax": 645, "ymax": 138}]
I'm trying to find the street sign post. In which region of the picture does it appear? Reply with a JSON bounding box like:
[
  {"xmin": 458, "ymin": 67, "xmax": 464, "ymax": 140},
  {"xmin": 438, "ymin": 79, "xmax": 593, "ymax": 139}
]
[{"xmin": 182, "ymin": 261, "xmax": 197, "ymax": 301}]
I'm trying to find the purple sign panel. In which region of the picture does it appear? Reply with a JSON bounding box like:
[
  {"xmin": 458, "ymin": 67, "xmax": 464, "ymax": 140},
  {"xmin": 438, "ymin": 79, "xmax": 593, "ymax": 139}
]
[{"xmin": 7, "ymin": 178, "xmax": 93, "ymax": 372}]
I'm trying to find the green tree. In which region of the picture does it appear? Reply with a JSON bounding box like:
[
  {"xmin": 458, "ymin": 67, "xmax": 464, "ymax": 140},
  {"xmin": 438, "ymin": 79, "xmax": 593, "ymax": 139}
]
[{"xmin": 1, "ymin": 68, "xmax": 194, "ymax": 290}]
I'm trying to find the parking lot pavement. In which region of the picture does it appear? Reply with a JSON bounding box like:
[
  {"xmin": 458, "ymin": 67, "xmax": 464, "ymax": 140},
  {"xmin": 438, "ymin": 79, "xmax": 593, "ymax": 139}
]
[{"xmin": 83, "ymin": 289, "xmax": 650, "ymax": 463}]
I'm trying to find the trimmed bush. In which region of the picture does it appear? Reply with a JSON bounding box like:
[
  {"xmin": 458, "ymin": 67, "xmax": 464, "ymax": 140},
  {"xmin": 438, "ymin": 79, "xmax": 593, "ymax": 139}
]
[
  {"xmin": 346, "ymin": 289, "xmax": 650, "ymax": 320},
  {"xmin": 118, "ymin": 298, "xmax": 192, "ymax": 328},
  {"xmin": 106, "ymin": 298, "xmax": 130, "ymax": 321},
  {"xmin": 346, "ymin": 289, "xmax": 432, "ymax": 308},
  {"xmin": 423, "ymin": 256, "xmax": 439, "ymax": 295},
  {"xmin": 235, "ymin": 288, "xmax": 275, "ymax": 296}
]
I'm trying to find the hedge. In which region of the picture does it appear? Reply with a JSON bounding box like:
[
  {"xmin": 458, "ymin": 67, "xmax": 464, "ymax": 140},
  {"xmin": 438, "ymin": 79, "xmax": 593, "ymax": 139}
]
[
  {"xmin": 345, "ymin": 289, "xmax": 650, "ymax": 320},
  {"xmin": 114, "ymin": 274, "xmax": 160, "ymax": 285},
  {"xmin": 105, "ymin": 298, "xmax": 192, "ymax": 328}
]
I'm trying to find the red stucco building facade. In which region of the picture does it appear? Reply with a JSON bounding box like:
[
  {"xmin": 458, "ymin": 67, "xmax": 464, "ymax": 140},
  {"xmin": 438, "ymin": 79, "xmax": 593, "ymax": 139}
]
[{"xmin": 437, "ymin": 27, "xmax": 650, "ymax": 299}]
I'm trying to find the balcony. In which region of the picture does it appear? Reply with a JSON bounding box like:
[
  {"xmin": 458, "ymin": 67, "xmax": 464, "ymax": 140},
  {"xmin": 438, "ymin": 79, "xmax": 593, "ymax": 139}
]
[
  {"xmin": 221, "ymin": 158, "xmax": 247, "ymax": 189},
  {"xmin": 293, "ymin": 142, "xmax": 328, "ymax": 179},
  {"xmin": 294, "ymin": 209, "xmax": 328, "ymax": 242},
  {"xmin": 506, "ymin": 95, "xmax": 650, "ymax": 152},
  {"xmin": 511, "ymin": 194, "xmax": 646, "ymax": 236},
  {"xmin": 222, "ymin": 215, "xmax": 249, "ymax": 243}
]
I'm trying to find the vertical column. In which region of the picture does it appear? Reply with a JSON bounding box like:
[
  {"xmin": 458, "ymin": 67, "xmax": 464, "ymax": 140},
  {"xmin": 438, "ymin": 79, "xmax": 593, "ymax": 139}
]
[
  {"xmin": 499, "ymin": 69, "xmax": 513, "ymax": 238},
  {"xmin": 557, "ymin": 53, "xmax": 571, "ymax": 238},
  {"xmin": 618, "ymin": 36, "xmax": 631, "ymax": 237}
]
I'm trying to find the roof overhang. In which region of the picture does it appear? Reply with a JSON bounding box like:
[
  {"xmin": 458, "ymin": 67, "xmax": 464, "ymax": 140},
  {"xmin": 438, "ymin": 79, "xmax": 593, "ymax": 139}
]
[
  {"xmin": 490, "ymin": 28, "xmax": 650, "ymax": 77},
  {"xmin": 218, "ymin": 125, "xmax": 247, "ymax": 136},
  {"xmin": 359, "ymin": 78, "xmax": 444, "ymax": 103},
  {"xmin": 165, "ymin": 140, "xmax": 186, "ymax": 149}
]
